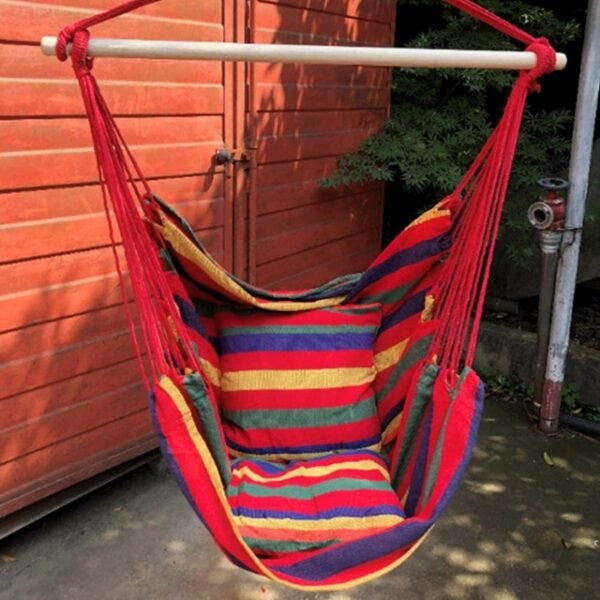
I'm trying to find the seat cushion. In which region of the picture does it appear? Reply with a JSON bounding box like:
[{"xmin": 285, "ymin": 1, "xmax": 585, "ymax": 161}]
[
  {"xmin": 227, "ymin": 450, "xmax": 405, "ymax": 557},
  {"xmin": 215, "ymin": 304, "xmax": 382, "ymax": 461}
]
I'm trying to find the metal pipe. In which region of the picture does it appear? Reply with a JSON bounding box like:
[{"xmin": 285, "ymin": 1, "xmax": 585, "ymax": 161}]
[
  {"xmin": 528, "ymin": 178, "xmax": 567, "ymax": 410},
  {"xmin": 40, "ymin": 36, "xmax": 568, "ymax": 71},
  {"xmin": 540, "ymin": 0, "xmax": 600, "ymax": 434},
  {"xmin": 534, "ymin": 230, "xmax": 561, "ymax": 405}
]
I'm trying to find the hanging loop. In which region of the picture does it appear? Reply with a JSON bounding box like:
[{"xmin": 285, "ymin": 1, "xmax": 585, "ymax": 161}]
[
  {"xmin": 54, "ymin": 0, "xmax": 160, "ymax": 61},
  {"xmin": 70, "ymin": 30, "xmax": 94, "ymax": 75},
  {"xmin": 520, "ymin": 38, "xmax": 557, "ymax": 92}
]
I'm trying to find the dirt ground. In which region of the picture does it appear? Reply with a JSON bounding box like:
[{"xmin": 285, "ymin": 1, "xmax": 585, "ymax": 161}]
[{"xmin": 1, "ymin": 398, "xmax": 599, "ymax": 600}]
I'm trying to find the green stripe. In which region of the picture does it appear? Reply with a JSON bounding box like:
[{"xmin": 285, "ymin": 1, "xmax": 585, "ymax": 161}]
[
  {"xmin": 361, "ymin": 281, "xmax": 415, "ymax": 305},
  {"xmin": 421, "ymin": 367, "xmax": 472, "ymax": 505},
  {"xmin": 220, "ymin": 324, "xmax": 377, "ymax": 336},
  {"xmin": 321, "ymin": 305, "xmax": 382, "ymax": 316},
  {"xmin": 244, "ymin": 537, "xmax": 337, "ymax": 553},
  {"xmin": 422, "ymin": 406, "xmax": 451, "ymax": 507},
  {"xmin": 183, "ymin": 373, "xmax": 231, "ymax": 486},
  {"xmin": 376, "ymin": 334, "xmax": 433, "ymax": 407},
  {"xmin": 391, "ymin": 364, "xmax": 437, "ymax": 489},
  {"xmin": 229, "ymin": 478, "xmax": 391, "ymax": 500},
  {"xmin": 224, "ymin": 395, "xmax": 376, "ymax": 430}
]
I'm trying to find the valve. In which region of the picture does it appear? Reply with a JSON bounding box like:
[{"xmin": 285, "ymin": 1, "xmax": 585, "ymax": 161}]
[{"xmin": 527, "ymin": 178, "xmax": 568, "ymax": 231}]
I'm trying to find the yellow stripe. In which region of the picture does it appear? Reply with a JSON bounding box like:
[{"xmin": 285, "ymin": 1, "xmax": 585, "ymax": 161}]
[
  {"xmin": 374, "ymin": 338, "xmax": 409, "ymax": 373},
  {"xmin": 158, "ymin": 375, "xmax": 432, "ymax": 591},
  {"xmin": 199, "ymin": 358, "xmax": 221, "ymax": 387},
  {"xmin": 221, "ymin": 367, "xmax": 376, "ymax": 392},
  {"xmin": 157, "ymin": 218, "xmax": 344, "ymax": 312},
  {"xmin": 233, "ymin": 514, "xmax": 404, "ymax": 532},
  {"xmin": 232, "ymin": 459, "xmax": 390, "ymax": 484},
  {"xmin": 405, "ymin": 205, "xmax": 451, "ymax": 230},
  {"xmin": 420, "ymin": 294, "xmax": 436, "ymax": 322},
  {"xmin": 230, "ymin": 443, "xmax": 382, "ymax": 465},
  {"xmin": 382, "ymin": 413, "xmax": 403, "ymax": 446}
]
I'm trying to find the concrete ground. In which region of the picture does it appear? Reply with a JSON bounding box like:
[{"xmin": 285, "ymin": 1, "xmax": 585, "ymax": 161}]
[{"xmin": 1, "ymin": 399, "xmax": 599, "ymax": 600}]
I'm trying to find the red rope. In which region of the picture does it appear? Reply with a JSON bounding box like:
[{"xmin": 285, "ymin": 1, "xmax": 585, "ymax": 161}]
[
  {"xmin": 52, "ymin": 0, "xmax": 559, "ymax": 379},
  {"xmin": 65, "ymin": 25, "xmax": 202, "ymax": 389},
  {"xmin": 443, "ymin": 0, "xmax": 537, "ymax": 46},
  {"xmin": 55, "ymin": 0, "xmax": 161, "ymax": 62}
]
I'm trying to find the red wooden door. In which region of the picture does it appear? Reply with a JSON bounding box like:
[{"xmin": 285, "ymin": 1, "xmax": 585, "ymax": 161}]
[
  {"xmin": 0, "ymin": 0, "xmax": 240, "ymax": 518},
  {"xmin": 247, "ymin": 0, "xmax": 395, "ymax": 288},
  {"xmin": 0, "ymin": 0, "xmax": 394, "ymax": 519}
]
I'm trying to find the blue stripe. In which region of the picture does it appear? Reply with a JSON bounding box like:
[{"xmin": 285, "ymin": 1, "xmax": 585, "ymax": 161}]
[
  {"xmin": 380, "ymin": 399, "xmax": 406, "ymax": 432},
  {"xmin": 226, "ymin": 433, "xmax": 382, "ymax": 457},
  {"xmin": 273, "ymin": 519, "xmax": 430, "ymax": 581},
  {"xmin": 231, "ymin": 458, "xmax": 286, "ymax": 475},
  {"xmin": 174, "ymin": 295, "xmax": 208, "ymax": 338},
  {"xmin": 230, "ymin": 504, "xmax": 404, "ymax": 521},
  {"xmin": 220, "ymin": 332, "xmax": 376, "ymax": 354},
  {"xmin": 345, "ymin": 235, "xmax": 445, "ymax": 302},
  {"xmin": 381, "ymin": 289, "xmax": 429, "ymax": 332}
]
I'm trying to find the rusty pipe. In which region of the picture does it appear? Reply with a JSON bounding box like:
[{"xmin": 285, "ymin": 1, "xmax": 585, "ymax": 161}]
[{"xmin": 528, "ymin": 178, "xmax": 567, "ymax": 422}]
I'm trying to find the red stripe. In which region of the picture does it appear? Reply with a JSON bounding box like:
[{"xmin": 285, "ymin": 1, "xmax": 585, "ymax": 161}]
[
  {"xmin": 230, "ymin": 489, "xmax": 400, "ymax": 515},
  {"xmin": 419, "ymin": 370, "xmax": 479, "ymax": 519},
  {"xmin": 233, "ymin": 450, "xmax": 388, "ymax": 476},
  {"xmin": 221, "ymin": 387, "xmax": 373, "ymax": 412},
  {"xmin": 230, "ymin": 468, "xmax": 387, "ymax": 490},
  {"xmin": 217, "ymin": 305, "xmax": 381, "ymax": 328},
  {"xmin": 362, "ymin": 214, "xmax": 450, "ymax": 270},
  {"xmin": 237, "ymin": 524, "xmax": 393, "ymax": 544},
  {"xmin": 226, "ymin": 418, "xmax": 381, "ymax": 454},
  {"xmin": 220, "ymin": 349, "xmax": 374, "ymax": 371},
  {"xmin": 153, "ymin": 382, "xmax": 257, "ymax": 572}
]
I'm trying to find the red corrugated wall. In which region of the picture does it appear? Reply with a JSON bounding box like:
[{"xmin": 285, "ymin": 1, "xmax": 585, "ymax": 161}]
[{"xmin": 0, "ymin": 0, "xmax": 395, "ymax": 518}]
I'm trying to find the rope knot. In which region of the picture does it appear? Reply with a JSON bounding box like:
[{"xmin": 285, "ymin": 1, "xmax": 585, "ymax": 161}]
[
  {"xmin": 55, "ymin": 24, "xmax": 76, "ymax": 62},
  {"xmin": 520, "ymin": 37, "xmax": 557, "ymax": 93},
  {"xmin": 70, "ymin": 30, "xmax": 94, "ymax": 76}
]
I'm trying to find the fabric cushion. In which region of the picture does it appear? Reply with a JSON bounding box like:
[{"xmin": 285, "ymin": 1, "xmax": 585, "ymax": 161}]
[
  {"xmin": 215, "ymin": 304, "xmax": 381, "ymax": 461},
  {"xmin": 227, "ymin": 450, "xmax": 405, "ymax": 557}
]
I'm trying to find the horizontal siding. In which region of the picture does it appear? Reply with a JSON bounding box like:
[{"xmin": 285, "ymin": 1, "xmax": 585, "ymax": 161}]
[
  {"xmin": 0, "ymin": 0, "xmax": 395, "ymax": 519},
  {"xmin": 0, "ymin": 0, "xmax": 228, "ymax": 518},
  {"xmin": 253, "ymin": 0, "xmax": 393, "ymax": 289}
]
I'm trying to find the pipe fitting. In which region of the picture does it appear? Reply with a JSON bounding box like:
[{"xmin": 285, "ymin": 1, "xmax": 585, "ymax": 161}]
[{"xmin": 528, "ymin": 177, "xmax": 568, "ymax": 231}]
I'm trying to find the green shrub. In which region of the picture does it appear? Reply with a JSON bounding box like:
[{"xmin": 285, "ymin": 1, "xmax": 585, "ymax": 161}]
[{"xmin": 322, "ymin": 1, "xmax": 584, "ymax": 262}]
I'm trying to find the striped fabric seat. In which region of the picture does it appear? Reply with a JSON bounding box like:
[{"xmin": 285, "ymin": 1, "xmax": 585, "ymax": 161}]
[
  {"xmin": 227, "ymin": 450, "xmax": 404, "ymax": 556},
  {"xmin": 215, "ymin": 304, "xmax": 382, "ymax": 461},
  {"xmin": 148, "ymin": 197, "xmax": 487, "ymax": 591}
]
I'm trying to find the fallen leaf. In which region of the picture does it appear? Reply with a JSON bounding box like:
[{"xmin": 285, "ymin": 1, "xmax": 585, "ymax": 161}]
[
  {"xmin": 0, "ymin": 554, "xmax": 16, "ymax": 563},
  {"xmin": 543, "ymin": 452, "xmax": 555, "ymax": 467}
]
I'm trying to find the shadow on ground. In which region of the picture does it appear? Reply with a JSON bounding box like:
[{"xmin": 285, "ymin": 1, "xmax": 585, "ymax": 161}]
[{"xmin": 1, "ymin": 399, "xmax": 598, "ymax": 600}]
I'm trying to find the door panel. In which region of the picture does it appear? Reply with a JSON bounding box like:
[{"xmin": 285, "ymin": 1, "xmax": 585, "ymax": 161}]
[
  {"xmin": 247, "ymin": 0, "xmax": 395, "ymax": 289},
  {"xmin": 0, "ymin": 0, "xmax": 233, "ymax": 518}
]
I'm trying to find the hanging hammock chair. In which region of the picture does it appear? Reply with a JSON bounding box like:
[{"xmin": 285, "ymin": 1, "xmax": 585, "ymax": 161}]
[{"xmin": 49, "ymin": 0, "xmax": 559, "ymax": 591}]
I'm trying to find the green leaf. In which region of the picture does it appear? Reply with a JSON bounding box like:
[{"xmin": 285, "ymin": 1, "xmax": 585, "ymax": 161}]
[{"xmin": 543, "ymin": 452, "xmax": 555, "ymax": 467}]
